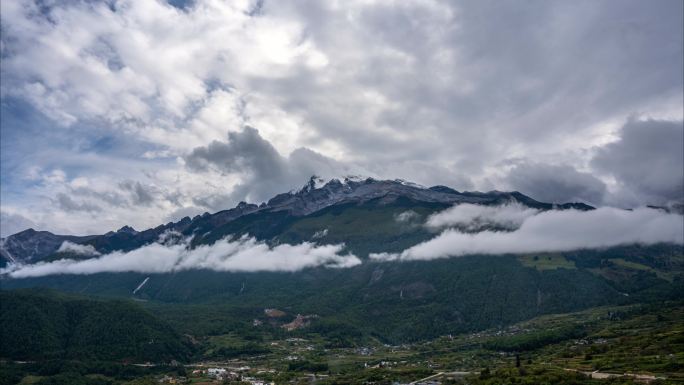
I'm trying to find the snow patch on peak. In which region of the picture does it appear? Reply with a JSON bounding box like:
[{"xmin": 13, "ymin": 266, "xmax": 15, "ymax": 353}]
[
  {"xmin": 313, "ymin": 176, "xmax": 329, "ymax": 189},
  {"xmin": 293, "ymin": 175, "xmax": 329, "ymax": 194},
  {"xmin": 295, "ymin": 175, "xmax": 377, "ymax": 194}
]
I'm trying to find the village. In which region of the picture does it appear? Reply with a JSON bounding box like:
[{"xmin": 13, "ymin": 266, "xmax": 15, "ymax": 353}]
[
  {"xmin": 157, "ymin": 364, "xmax": 277, "ymax": 385},
  {"xmin": 134, "ymin": 304, "xmax": 680, "ymax": 385}
]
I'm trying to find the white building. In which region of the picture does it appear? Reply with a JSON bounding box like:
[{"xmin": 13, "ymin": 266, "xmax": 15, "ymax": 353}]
[{"xmin": 207, "ymin": 368, "xmax": 227, "ymax": 378}]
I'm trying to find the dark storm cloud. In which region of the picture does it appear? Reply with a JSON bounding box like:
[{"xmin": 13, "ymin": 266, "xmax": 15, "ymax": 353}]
[
  {"xmin": 56, "ymin": 193, "xmax": 102, "ymax": 213},
  {"xmin": 71, "ymin": 186, "xmax": 127, "ymax": 207},
  {"xmin": 505, "ymin": 163, "xmax": 607, "ymax": 205},
  {"xmin": 185, "ymin": 127, "xmax": 353, "ymax": 208},
  {"xmin": 185, "ymin": 126, "xmax": 286, "ymax": 177},
  {"xmin": 119, "ymin": 180, "xmax": 156, "ymax": 206},
  {"xmin": 592, "ymin": 119, "xmax": 684, "ymax": 206}
]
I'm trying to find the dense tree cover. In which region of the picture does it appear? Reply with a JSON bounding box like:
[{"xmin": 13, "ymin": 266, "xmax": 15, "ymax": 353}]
[
  {"xmin": 287, "ymin": 360, "xmax": 329, "ymax": 372},
  {"xmin": 483, "ymin": 325, "xmax": 585, "ymax": 352},
  {"xmin": 306, "ymin": 320, "xmax": 364, "ymax": 348},
  {"xmin": 0, "ymin": 290, "xmax": 193, "ymax": 362},
  {"xmin": 210, "ymin": 343, "xmax": 271, "ymax": 358},
  {"xmin": 0, "ymin": 360, "xmax": 186, "ymax": 385}
]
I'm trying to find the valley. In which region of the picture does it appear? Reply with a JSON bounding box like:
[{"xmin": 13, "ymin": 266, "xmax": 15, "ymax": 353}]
[
  {"xmin": 2, "ymin": 292, "xmax": 682, "ymax": 384},
  {"xmin": 2, "ymin": 178, "xmax": 682, "ymax": 384}
]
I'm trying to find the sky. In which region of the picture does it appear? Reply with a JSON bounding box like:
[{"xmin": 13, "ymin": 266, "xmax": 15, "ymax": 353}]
[{"xmin": 1, "ymin": 0, "xmax": 683, "ymax": 237}]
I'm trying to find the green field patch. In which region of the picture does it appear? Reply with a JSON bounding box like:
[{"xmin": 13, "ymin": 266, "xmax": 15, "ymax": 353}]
[
  {"xmin": 611, "ymin": 258, "xmax": 675, "ymax": 282},
  {"xmin": 18, "ymin": 375, "xmax": 44, "ymax": 385},
  {"xmin": 611, "ymin": 258, "xmax": 653, "ymax": 271}
]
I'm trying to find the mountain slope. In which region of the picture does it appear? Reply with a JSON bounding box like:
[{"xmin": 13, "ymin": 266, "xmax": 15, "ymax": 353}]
[{"xmin": 4, "ymin": 243, "xmax": 682, "ymax": 343}]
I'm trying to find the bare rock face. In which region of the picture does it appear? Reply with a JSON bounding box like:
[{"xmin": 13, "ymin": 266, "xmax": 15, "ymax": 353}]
[
  {"xmin": 264, "ymin": 308, "xmax": 287, "ymax": 318},
  {"xmin": 282, "ymin": 314, "xmax": 318, "ymax": 331}
]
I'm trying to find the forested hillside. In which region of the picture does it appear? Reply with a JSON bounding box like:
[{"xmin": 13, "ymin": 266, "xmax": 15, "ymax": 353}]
[
  {"xmin": 5, "ymin": 244, "xmax": 681, "ymax": 343},
  {"xmin": 0, "ymin": 290, "xmax": 193, "ymax": 362}
]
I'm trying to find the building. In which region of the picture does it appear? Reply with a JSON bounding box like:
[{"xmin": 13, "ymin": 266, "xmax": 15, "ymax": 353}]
[{"xmin": 207, "ymin": 368, "xmax": 227, "ymax": 378}]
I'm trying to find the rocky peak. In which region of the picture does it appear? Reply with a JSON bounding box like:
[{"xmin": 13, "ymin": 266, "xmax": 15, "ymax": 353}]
[
  {"xmin": 116, "ymin": 225, "xmax": 138, "ymax": 235},
  {"xmin": 297, "ymin": 175, "xmax": 326, "ymax": 194}
]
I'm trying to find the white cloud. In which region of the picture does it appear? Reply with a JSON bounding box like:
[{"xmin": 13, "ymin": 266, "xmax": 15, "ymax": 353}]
[
  {"xmin": 0, "ymin": 210, "xmax": 38, "ymax": 238},
  {"xmin": 1, "ymin": 0, "xmax": 682, "ymax": 235},
  {"xmin": 57, "ymin": 241, "xmax": 101, "ymax": 256},
  {"xmin": 395, "ymin": 210, "xmax": 420, "ymax": 223},
  {"xmin": 0, "ymin": 0, "xmax": 325, "ymax": 139},
  {"xmin": 372, "ymin": 206, "xmax": 683, "ymax": 261},
  {"xmin": 2, "ymin": 236, "xmax": 361, "ymax": 278},
  {"xmin": 184, "ymin": 127, "xmax": 363, "ymax": 205},
  {"xmin": 312, "ymin": 229, "xmax": 329, "ymax": 239},
  {"xmin": 503, "ymin": 163, "xmax": 607, "ymax": 205},
  {"xmin": 425, "ymin": 203, "xmax": 539, "ymax": 231}
]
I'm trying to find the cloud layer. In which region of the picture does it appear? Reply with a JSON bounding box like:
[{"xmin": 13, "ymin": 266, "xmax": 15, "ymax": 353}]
[
  {"xmin": 425, "ymin": 203, "xmax": 540, "ymax": 231},
  {"xmin": 372, "ymin": 205, "xmax": 684, "ymax": 261},
  {"xmin": 2, "ymin": 236, "xmax": 361, "ymax": 278},
  {"xmin": 4, "ymin": 203, "xmax": 682, "ymax": 278}
]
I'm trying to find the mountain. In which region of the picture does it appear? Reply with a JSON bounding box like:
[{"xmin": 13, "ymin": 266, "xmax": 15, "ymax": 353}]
[
  {"xmin": 0, "ymin": 176, "xmax": 593, "ymax": 265},
  {"xmin": 3, "ymin": 176, "xmax": 680, "ymax": 344}
]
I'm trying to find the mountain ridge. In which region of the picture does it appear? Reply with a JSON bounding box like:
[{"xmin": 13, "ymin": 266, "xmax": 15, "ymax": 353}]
[{"xmin": 0, "ymin": 176, "xmax": 594, "ymax": 265}]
